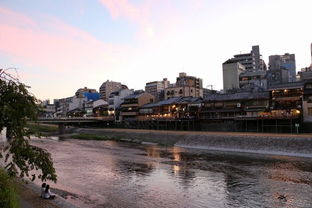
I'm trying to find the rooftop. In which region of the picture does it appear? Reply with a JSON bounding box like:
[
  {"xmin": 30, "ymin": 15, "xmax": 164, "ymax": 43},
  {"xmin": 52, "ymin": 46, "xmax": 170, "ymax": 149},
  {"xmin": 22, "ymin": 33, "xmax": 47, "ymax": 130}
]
[
  {"xmin": 204, "ymin": 91, "xmax": 270, "ymax": 102},
  {"xmin": 141, "ymin": 96, "xmax": 203, "ymax": 108}
]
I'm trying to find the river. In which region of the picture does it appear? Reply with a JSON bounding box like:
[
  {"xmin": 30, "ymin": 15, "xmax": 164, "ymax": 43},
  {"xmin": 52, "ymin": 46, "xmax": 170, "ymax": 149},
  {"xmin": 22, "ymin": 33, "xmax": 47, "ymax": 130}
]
[{"xmin": 31, "ymin": 137, "xmax": 312, "ymax": 208}]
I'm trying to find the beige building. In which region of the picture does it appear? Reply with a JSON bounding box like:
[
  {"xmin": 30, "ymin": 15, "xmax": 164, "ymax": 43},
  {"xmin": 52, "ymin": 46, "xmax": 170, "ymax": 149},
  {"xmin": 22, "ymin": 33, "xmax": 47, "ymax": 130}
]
[
  {"xmin": 120, "ymin": 92, "xmax": 154, "ymax": 120},
  {"xmin": 145, "ymin": 78, "xmax": 170, "ymax": 102},
  {"xmin": 99, "ymin": 80, "xmax": 122, "ymax": 101},
  {"xmin": 222, "ymin": 61, "xmax": 245, "ymax": 92},
  {"xmin": 164, "ymin": 72, "xmax": 203, "ymax": 99}
]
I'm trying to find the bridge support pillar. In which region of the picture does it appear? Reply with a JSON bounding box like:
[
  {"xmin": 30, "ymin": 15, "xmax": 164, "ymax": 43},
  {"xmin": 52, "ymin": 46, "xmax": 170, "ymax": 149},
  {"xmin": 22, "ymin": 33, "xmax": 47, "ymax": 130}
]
[{"xmin": 58, "ymin": 124, "xmax": 66, "ymax": 135}]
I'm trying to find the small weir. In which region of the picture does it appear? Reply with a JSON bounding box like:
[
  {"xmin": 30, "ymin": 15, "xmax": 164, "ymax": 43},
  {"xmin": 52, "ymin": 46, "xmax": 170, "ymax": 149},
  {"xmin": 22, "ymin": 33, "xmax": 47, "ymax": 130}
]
[{"xmin": 176, "ymin": 134, "xmax": 312, "ymax": 157}]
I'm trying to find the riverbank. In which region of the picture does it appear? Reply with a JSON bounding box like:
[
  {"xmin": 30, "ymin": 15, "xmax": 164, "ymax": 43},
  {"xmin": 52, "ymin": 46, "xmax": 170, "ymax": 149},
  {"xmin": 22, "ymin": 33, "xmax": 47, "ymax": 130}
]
[
  {"xmin": 70, "ymin": 128, "xmax": 312, "ymax": 157},
  {"xmin": 17, "ymin": 179, "xmax": 78, "ymax": 208}
]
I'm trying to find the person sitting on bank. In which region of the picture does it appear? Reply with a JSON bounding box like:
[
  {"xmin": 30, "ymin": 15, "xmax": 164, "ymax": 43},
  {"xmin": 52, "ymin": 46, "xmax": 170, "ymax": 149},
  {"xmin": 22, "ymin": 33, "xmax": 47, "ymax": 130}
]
[
  {"xmin": 41, "ymin": 183, "xmax": 46, "ymax": 198},
  {"xmin": 44, "ymin": 184, "xmax": 56, "ymax": 199}
]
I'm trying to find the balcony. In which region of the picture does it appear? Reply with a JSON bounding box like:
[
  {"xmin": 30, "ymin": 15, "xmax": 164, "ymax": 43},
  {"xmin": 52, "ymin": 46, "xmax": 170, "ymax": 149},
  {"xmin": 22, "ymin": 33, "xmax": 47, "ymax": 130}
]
[{"xmin": 121, "ymin": 103, "xmax": 139, "ymax": 108}]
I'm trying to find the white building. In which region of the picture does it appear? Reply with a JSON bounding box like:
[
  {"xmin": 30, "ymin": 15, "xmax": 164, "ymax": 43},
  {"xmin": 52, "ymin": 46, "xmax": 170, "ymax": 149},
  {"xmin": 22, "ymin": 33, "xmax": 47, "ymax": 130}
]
[{"xmin": 108, "ymin": 88, "xmax": 134, "ymax": 120}]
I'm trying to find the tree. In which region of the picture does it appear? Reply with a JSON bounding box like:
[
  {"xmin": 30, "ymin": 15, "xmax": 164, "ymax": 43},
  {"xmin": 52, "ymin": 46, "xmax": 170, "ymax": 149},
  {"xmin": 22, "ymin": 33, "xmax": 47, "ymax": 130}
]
[{"xmin": 0, "ymin": 68, "xmax": 57, "ymax": 182}]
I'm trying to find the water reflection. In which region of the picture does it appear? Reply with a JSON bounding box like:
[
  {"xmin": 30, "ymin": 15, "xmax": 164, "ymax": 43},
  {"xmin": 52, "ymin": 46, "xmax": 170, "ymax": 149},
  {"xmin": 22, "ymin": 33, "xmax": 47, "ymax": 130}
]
[
  {"xmin": 146, "ymin": 145, "xmax": 161, "ymax": 158},
  {"xmin": 30, "ymin": 138, "xmax": 312, "ymax": 208}
]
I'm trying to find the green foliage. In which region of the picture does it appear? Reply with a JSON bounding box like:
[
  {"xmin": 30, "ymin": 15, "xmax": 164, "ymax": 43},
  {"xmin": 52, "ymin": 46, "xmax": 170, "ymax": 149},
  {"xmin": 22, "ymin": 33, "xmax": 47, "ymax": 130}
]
[
  {"xmin": 0, "ymin": 169, "xmax": 20, "ymax": 208},
  {"xmin": 26, "ymin": 123, "xmax": 58, "ymax": 134},
  {"xmin": 0, "ymin": 70, "xmax": 57, "ymax": 183}
]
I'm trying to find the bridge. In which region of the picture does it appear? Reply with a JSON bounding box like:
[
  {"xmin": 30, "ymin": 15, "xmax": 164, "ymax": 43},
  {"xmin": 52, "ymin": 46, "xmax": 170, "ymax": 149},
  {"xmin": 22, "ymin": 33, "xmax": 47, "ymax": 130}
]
[{"xmin": 37, "ymin": 117, "xmax": 114, "ymax": 134}]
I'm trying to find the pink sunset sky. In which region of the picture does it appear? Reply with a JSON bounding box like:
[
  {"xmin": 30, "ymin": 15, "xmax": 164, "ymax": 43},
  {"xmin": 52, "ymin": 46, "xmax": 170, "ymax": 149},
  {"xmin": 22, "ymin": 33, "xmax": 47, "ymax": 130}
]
[{"xmin": 1, "ymin": 0, "xmax": 312, "ymax": 100}]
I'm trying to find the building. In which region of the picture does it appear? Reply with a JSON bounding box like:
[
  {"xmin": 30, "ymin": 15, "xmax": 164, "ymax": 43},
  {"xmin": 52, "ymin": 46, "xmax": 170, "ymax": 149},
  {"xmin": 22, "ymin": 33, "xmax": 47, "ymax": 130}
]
[
  {"xmin": 139, "ymin": 96, "xmax": 203, "ymax": 120},
  {"xmin": 228, "ymin": 45, "xmax": 266, "ymax": 71},
  {"xmin": 267, "ymin": 68, "xmax": 289, "ymax": 87},
  {"xmin": 239, "ymin": 70, "xmax": 267, "ymax": 90},
  {"xmin": 145, "ymin": 78, "xmax": 170, "ymax": 102},
  {"xmin": 75, "ymin": 87, "xmax": 97, "ymax": 98},
  {"xmin": 108, "ymin": 88, "xmax": 134, "ymax": 120},
  {"xmin": 120, "ymin": 92, "xmax": 154, "ymax": 120},
  {"xmin": 302, "ymin": 82, "xmax": 312, "ymax": 131},
  {"xmin": 203, "ymin": 88, "xmax": 217, "ymax": 99},
  {"xmin": 222, "ymin": 60, "xmax": 245, "ymax": 92},
  {"xmin": 298, "ymin": 44, "xmax": 312, "ymax": 82},
  {"xmin": 268, "ymin": 53, "xmax": 296, "ymax": 82},
  {"xmin": 39, "ymin": 100, "xmax": 56, "ymax": 117},
  {"xmin": 93, "ymin": 99, "xmax": 109, "ymax": 117},
  {"xmin": 165, "ymin": 73, "xmax": 203, "ymax": 99},
  {"xmin": 99, "ymin": 80, "xmax": 122, "ymax": 101},
  {"xmin": 299, "ymin": 67, "xmax": 312, "ymax": 81},
  {"xmin": 54, "ymin": 97, "xmax": 73, "ymax": 116}
]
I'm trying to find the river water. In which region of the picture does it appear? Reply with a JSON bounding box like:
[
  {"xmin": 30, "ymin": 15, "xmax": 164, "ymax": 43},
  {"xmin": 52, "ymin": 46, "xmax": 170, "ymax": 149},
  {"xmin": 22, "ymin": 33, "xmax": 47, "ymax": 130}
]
[{"xmin": 31, "ymin": 138, "xmax": 312, "ymax": 208}]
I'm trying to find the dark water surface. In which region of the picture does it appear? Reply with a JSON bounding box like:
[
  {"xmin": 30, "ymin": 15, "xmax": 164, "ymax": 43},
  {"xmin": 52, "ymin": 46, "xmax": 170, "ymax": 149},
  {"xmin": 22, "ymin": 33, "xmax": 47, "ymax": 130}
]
[{"xmin": 32, "ymin": 138, "xmax": 312, "ymax": 208}]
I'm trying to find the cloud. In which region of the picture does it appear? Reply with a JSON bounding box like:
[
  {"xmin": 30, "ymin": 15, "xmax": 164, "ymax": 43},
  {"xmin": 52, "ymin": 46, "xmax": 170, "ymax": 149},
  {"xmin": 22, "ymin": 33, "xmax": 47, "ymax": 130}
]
[
  {"xmin": 99, "ymin": 0, "xmax": 170, "ymax": 40},
  {"xmin": 99, "ymin": 0, "xmax": 149, "ymax": 25},
  {"xmin": 0, "ymin": 7, "xmax": 128, "ymax": 75}
]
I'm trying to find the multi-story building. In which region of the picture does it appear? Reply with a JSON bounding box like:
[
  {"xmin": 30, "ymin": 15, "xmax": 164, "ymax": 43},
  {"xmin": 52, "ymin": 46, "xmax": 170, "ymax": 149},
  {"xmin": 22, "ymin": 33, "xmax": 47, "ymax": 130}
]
[
  {"xmin": 165, "ymin": 72, "xmax": 203, "ymax": 99},
  {"xmin": 222, "ymin": 60, "xmax": 245, "ymax": 92},
  {"xmin": 54, "ymin": 97, "xmax": 73, "ymax": 116},
  {"xmin": 120, "ymin": 91, "xmax": 154, "ymax": 120},
  {"xmin": 228, "ymin": 45, "xmax": 267, "ymax": 71},
  {"xmin": 108, "ymin": 88, "xmax": 134, "ymax": 120},
  {"xmin": 75, "ymin": 87, "xmax": 97, "ymax": 98},
  {"xmin": 302, "ymin": 82, "xmax": 312, "ymax": 131},
  {"xmin": 223, "ymin": 45, "xmax": 267, "ymax": 91},
  {"xmin": 145, "ymin": 78, "xmax": 170, "ymax": 102},
  {"xmin": 267, "ymin": 68, "xmax": 290, "ymax": 87},
  {"xmin": 99, "ymin": 80, "xmax": 122, "ymax": 101},
  {"xmin": 268, "ymin": 53, "xmax": 296, "ymax": 82},
  {"xmin": 239, "ymin": 70, "xmax": 267, "ymax": 90}
]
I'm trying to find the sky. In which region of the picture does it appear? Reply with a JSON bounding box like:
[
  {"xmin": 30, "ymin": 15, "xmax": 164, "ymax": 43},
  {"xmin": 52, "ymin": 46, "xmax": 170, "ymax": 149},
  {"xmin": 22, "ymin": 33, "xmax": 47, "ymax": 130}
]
[{"xmin": 1, "ymin": 0, "xmax": 312, "ymax": 100}]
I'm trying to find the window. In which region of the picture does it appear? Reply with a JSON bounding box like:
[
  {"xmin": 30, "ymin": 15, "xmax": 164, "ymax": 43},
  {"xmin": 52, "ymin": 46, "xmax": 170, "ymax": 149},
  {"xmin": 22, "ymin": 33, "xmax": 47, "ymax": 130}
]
[
  {"xmin": 306, "ymin": 84, "xmax": 312, "ymax": 89},
  {"xmin": 308, "ymin": 108, "xmax": 312, "ymax": 116}
]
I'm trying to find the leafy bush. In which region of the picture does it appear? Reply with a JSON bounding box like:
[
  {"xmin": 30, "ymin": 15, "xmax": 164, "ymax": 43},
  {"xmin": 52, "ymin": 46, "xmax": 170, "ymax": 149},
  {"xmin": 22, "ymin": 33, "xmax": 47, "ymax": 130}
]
[{"xmin": 0, "ymin": 169, "xmax": 19, "ymax": 208}]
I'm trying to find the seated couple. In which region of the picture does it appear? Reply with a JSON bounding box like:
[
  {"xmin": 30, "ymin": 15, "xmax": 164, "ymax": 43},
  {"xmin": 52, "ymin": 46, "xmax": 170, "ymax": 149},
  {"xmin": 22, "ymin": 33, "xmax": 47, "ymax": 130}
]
[{"xmin": 41, "ymin": 183, "xmax": 56, "ymax": 199}]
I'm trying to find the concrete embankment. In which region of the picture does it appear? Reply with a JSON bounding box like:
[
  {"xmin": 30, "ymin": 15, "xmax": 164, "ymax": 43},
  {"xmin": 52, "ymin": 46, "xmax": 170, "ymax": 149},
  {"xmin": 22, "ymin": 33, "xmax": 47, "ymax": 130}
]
[{"xmin": 74, "ymin": 128, "xmax": 312, "ymax": 157}]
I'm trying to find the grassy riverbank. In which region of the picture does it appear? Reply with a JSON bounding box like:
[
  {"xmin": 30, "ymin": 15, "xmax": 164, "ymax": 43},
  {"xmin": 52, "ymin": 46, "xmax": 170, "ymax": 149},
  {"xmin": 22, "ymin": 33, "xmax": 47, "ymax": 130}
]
[
  {"xmin": 70, "ymin": 130, "xmax": 179, "ymax": 146},
  {"xmin": 0, "ymin": 169, "xmax": 20, "ymax": 208},
  {"xmin": 27, "ymin": 123, "xmax": 58, "ymax": 133},
  {"xmin": 26, "ymin": 123, "xmax": 58, "ymax": 135}
]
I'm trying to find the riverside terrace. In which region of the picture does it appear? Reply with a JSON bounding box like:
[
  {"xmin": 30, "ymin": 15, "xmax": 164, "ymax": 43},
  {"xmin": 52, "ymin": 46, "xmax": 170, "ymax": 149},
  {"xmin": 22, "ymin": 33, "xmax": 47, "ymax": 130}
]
[
  {"xmin": 39, "ymin": 81, "xmax": 312, "ymax": 133},
  {"xmin": 120, "ymin": 82, "xmax": 310, "ymax": 133}
]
